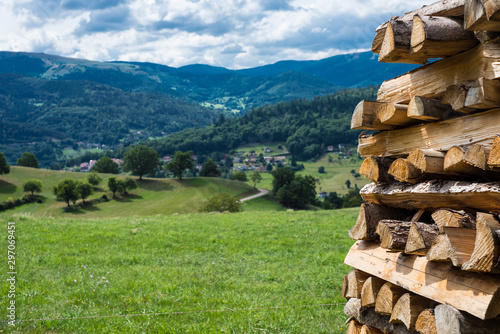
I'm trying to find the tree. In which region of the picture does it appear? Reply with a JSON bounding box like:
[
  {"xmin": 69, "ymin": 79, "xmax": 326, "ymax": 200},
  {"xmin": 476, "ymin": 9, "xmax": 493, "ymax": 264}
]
[
  {"xmin": 55, "ymin": 179, "xmax": 79, "ymax": 207},
  {"xmin": 17, "ymin": 152, "xmax": 38, "ymax": 168},
  {"xmin": 76, "ymin": 182, "xmax": 93, "ymax": 204},
  {"xmin": 271, "ymin": 167, "xmax": 295, "ymax": 195},
  {"xmin": 318, "ymin": 166, "xmax": 326, "ymax": 173},
  {"xmin": 23, "ymin": 179, "xmax": 42, "ymax": 196},
  {"xmin": 250, "ymin": 171, "xmax": 262, "ymax": 188},
  {"xmin": 231, "ymin": 171, "xmax": 247, "ymax": 181},
  {"xmin": 87, "ymin": 172, "xmax": 102, "ymax": 186},
  {"xmin": 108, "ymin": 177, "xmax": 119, "ymax": 198},
  {"xmin": 200, "ymin": 159, "xmax": 220, "ymax": 177},
  {"xmin": 0, "ymin": 153, "xmax": 10, "ymax": 175},
  {"xmin": 345, "ymin": 179, "xmax": 351, "ymax": 189},
  {"xmin": 117, "ymin": 177, "xmax": 138, "ymax": 195},
  {"xmin": 350, "ymin": 169, "xmax": 356, "ymax": 175},
  {"xmin": 123, "ymin": 145, "xmax": 159, "ymax": 180},
  {"xmin": 324, "ymin": 192, "xmax": 343, "ymax": 210},
  {"xmin": 166, "ymin": 151, "xmax": 194, "ymax": 180},
  {"xmin": 276, "ymin": 175, "xmax": 317, "ymax": 209},
  {"xmin": 92, "ymin": 157, "xmax": 119, "ymax": 174},
  {"xmin": 199, "ymin": 193, "xmax": 242, "ymax": 213},
  {"xmin": 266, "ymin": 163, "xmax": 273, "ymax": 173}
]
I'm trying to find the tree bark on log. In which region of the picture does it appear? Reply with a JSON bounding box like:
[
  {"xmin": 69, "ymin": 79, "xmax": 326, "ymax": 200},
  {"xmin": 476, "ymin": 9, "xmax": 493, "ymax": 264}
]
[
  {"xmin": 405, "ymin": 222, "xmax": 439, "ymax": 255},
  {"xmin": 434, "ymin": 304, "xmax": 500, "ymax": 334},
  {"xmin": 360, "ymin": 180, "xmax": 500, "ymax": 212},
  {"xmin": 377, "ymin": 220, "xmax": 413, "ymax": 251},
  {"xmin": 415, "ymin": 309, "xmax": 437, "ymax": 334},
  {"xmin": 344, "ymin": 298, "xmax": 362, "ymax": 321},
  {"xmin": 410, "ymin": 15, "xmax": 478, "ymax": 59},
  {"xmin": 388, "ymin": 159, "xmax": 422, "ymax": 184},
  {"xmin": 389, "ymin": 293, "xmax": 434, "ymax": 330},
  {"xmin": 465, "ymin": 0, "xmax": 500, "ymax": 31},
  {"xmin": 376, "ymin": 42, "xmax": 500, "ymax": 105},
  {"xmin": 351, "ymin": 100, "xmax": 395, "ymax": 131},
  {"xmin": 407, "ymin": 96, "xmax": 462, "ymax": 121},
  {"xmin": 464, "ymin": 77, "xmax": 500, "ymax": 109},
  {"xmin": 361, "ymin": 276, "xmax": 386, "ymax": 308},
  {"xmin": 349, "ymin": 203, "xmax": 413, "ymax": 241},
  {"xmin": 360, "ymin": 157, "xmax": 396, "ymax": 184},
  {"xmin": 426, "ymin": 227, "xmax": 476, "ymax": 266},
  {"xmin": 431, "ymin": 208, "xmax": 476, "ymax": 232},
  {"xmin": 462, "ymin": 212, "xmax": 500, "ymax": 273},
  {"xmin": 358, "ymin": 108, "xmax": 500, "ymax": 158},
  {"xmin": 375, "ymin": 282, "xmax": 408, "ymax": 316},
  {"xmin": 344, "ymin": 240, "xmax": 500, "ymax": 319}
]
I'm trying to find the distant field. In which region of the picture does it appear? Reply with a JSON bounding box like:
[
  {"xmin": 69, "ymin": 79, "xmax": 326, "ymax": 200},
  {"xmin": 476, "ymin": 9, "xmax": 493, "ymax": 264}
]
[
  {"xmin": 0, "ymin": 209, "xmax": 358, "ymax": 333},
  {"xmin": 0, "ymin": 167, "xmax": 265, "ymax": 218}
]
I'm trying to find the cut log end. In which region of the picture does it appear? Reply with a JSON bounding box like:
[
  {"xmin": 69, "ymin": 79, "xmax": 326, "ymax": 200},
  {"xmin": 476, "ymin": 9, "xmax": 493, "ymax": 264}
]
[{"xmin": 388, "ymin": 159, "xmax": 422, "ymax": 184}]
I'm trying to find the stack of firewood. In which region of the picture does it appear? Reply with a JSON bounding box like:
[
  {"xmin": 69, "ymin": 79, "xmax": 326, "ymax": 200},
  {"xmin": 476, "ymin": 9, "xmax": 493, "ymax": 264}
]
[{"xmin": 342, "ymin": 1, "xmax": 500, "ymax": 333}]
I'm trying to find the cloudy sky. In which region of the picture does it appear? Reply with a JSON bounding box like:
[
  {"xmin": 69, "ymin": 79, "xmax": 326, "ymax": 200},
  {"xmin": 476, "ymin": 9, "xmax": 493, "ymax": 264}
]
[{"xmin": 0, "ymin": 0, "xmax": 430, "ymax": 69}]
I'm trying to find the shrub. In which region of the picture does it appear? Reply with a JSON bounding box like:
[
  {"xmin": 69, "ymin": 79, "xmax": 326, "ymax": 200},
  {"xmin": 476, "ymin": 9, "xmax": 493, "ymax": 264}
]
[
  {"xmin": 318, "ymin": 166, "xmax": 325, "ymax": 173},
  {"xmin": 231, "ymin": 171, "xmax": 247, "ymax": 181},
  {"xmin": 199, "ymin": 193, "xmax": 242, "ymax": 213},
  {"xmin": 87, "ymin": 172, "xmax": 102, "ymax": 186}
]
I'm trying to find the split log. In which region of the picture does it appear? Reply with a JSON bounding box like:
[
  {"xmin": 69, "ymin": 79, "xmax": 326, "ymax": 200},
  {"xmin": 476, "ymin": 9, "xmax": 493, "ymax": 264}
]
[
  {"xmin": 360, "ymin": 157, "xmax": 395, "ymax": 184},
  {"xmin": 404, "ymin": 222, "xmax": 439, "ymax": 255},
  {"xmin": 346, "ymin": 319, "xmax": 362, "ymax": 334},
  {"xmin": 377, "ymin": 103, "xmax": 418, "ymax": 126},
  {"xmin": 349, "ymin": 203, "xmax": 413, "ymax": 241},
  {"xmin": 343, "ymin": 269, "xmax": 372, "ymax": 299},
  {"xmin": 407, "ymin": 149, "xmax": 446, "ymax": 175},
  {"xmin": 483, "ymin": 0, "xmax": 500, "ymax": 21},
  {"xmin": 376, "ymin": 220, "xmax": 412, "ymax": 251},
  {"xmin": 441, "ymin": 83, "xmax": 475, "ymax": 113},
  {"xmin": 462, "ymin": 212, "xmax": 500, "ymax": 273},
  {"xmin": 344, "ymin": 298, "xmax": 415, "ymax": 334},
  {"xmin": 444, "ymin": 144, "xmax": 498, "ymax": 178},
  {"xmin": 358, "ymin": 108, "xmax": 500, "ymax": 158},
  {"xmin": 444, "ymin": 146, "xmax": 484, "ymax": 175},
  {"xmin": 431, "ymin": 209, "xmax": 476, "ymax": 232},
  {"xmin": 410, "ymin": 15, "xmax": 478, "ymax": 59},
  {"xmin": 464, "ymin": 77, "xmax": 500, "ymax": 109},
  {"xmin": 374, "ymin": 282, "xmax": 408, "ymax": 315},
  {"xmin": 379, "ymin": 18, "xmax": 427, "ymax": 64},
  {"xmin": 360, "ymin": 180, "xmax": 500, "ymax": 212},
  {"xmin": 415, "ymin": 309, "xmax": 437, "ymax": 334},
  {"xmin": 377, "ymin": 42, "xmax": 500, "ymax": 105},
  {"xmin": 464, "ymin": 143, "xmax": 491, "ymax": 169},
  {"xmin": 465, "ymin": 0, "xmax": 500, "ymax": 31},
  {"xmin": 388, "ymin": 159, "xmax": 422, "ymax": 184},
  {"xmin": 407, "ymin": 96, "xmax": 462, "ymax": 121},
  {"xmin": 361, "ymin": 276, "xmax": 386, "ymax": 307},
  {"xmin": 389, "ymin": 293, "xmax": 434, "ymax": 330},
  {"xmin": 372, "ymin": 25, "xmax": 386, "ymax": 54},
  {"xmin": 351, "ymin": 100, "xmax": 394, "ymax": 131},
  {"xmin": 426, "ymin": 227, "xmax": 476, "ymax": 266},
  {"xmin": 434, "ymin": 304, "xmax": 500, "ymax": 334},
  {"xmin": 344, "ymin": 240, "xmax": 500, "ymax": 319},
  {"xmin": 360, "ymin": 325, "xmax": 383, "ymax": 334},
  {"xmin": 487, "ymin": 135, "xmax": 500, "ymax": 167}
]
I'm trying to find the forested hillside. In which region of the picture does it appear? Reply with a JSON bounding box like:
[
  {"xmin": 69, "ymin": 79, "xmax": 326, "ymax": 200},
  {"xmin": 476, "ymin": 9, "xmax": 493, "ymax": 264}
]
[{"xmin": 145, "ymin": 87, "xmax": 377, "ymax": 160}]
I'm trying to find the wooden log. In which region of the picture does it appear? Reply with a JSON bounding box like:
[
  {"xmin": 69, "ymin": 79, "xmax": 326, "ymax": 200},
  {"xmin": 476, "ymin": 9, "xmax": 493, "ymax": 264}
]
[
  {"xmin": 379, "ymin": 18, "xmax": 427, "ymax": 64},
  {"xmin": 483, "ymin": 0, "xmax": 500, "ymax": 21},
  {"xmin": 343, "ymin": 269, "xmax": 372, "ymax": 299},
  {"xmin": 405, "ymin": 222, "xmax": 439, "ymax": 255},
  {"xmin": 444, "ymin": 146, "xmax": 483, "ymax": 174},
  {"xmin": 361, "ymin": 276, "xmax": 386, "ymax": 308},
  {"xmin": 346, "ymin": 319, "xmax": 362, "ymax": 334},
  {"xmin": 375, "ymin": 282, "xmax": 408, "ymax": 315},
  {"xmin": 377, "ymin": 41, "xmax": 500, "ymax": 105},
  {"xmin": 434, "ymin": 304, "xmax": 500, "ymax": 334},
  {"xmin": 464, "ymin": 143, "xmax": 491, "ymax": 169},
  {"xmin": 376, "ymin": 220, "xmax": 412, "ymax": 251},
  {"xmin": 351, "ymin": 100, "xmax": 394, "ymax": 131},
  {"xmin": 462, "ymin": 212, "xmax": 500, "ymax": 273},
  {"xmin": 372, "ymin": 25, "xmax": 386, "ymax": 54},
  {"xmin": 360, "ymin": 180, "xmax": 500, "ymax": 212},
  {"xmin": 360, "ymin": 157, "xmax": 395, "ymax": 184},
  {"xmin": 344, "ymin": 297, "xmax": 362, "ymax": 320},
  {"xmin": 415, "ymin": 309, "xmax": 437, "ymax": 334},
  {"xmin": 431, "ymin": 209, "xmax": 476, "ymax": 232},
  {"xmin": 377, "ymin": 103, "xmax": 418, "ymax": 126},
  {"xmin": 487, "ymin": 135, "xmax": 500, "ymax": 167},
  {"xmin": 358, "ymin": 108, "xmax": 500, "ymax": 158},
  {"xmin": 426, "ymin": 227, "xmax": 476, "ymax": 266},
  {"xmin": 441, "ymin": 83, "xmax": 475, "ymax": 113},
  {"xmin": 407, "ymin": 149, "xmax": 446, "ymax": 175},
  {"xmin": 410, "ymin": 15, "xmax": 478, "ymax": 59},
  {"xmin": 465, "ymin": 0, "xmax": 500, "ymax": 31},
  {"xmin": 360, "ymin": 325, "xmax": 384, "ymax": 334},
  {"xmin": 407, "ymin": 96, "xmax": 462, "ymax": 121},
  {"xmin": 388, "ymin": 159, "xmax": 422, "ymax": 184},
  {"xmin": 464, "ymin": 78, "xmax": 500, "ymax": 109},
  {"xmin": 389, "ymin": 293, "xmax": 433, "ymax": 330},
  {"xmin": 344, "ymin": 240, "xmax": 500, "ymax": 319},
  {"xmin": 444, "ymin": 144, "xmax": 498, "ymax": 178},
  {"xmin": 349, "ymin": 203, "xmax": 413, "ymax": 241}
]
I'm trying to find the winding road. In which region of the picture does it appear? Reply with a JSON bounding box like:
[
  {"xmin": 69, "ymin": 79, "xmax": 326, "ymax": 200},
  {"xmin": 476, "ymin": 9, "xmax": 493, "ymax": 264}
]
[{"xmin": 240, "ymin": 188, "xmax": 269, "ymax": 202}]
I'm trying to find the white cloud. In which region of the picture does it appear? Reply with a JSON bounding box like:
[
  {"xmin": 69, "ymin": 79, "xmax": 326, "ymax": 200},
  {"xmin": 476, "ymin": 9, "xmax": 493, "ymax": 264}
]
[{"xmin": 0, "ymin": 0, "xmax": 433, "ymax": 68}]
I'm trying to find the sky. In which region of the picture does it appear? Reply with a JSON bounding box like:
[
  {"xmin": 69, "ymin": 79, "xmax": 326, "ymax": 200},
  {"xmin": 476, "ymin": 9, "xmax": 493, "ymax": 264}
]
[{"xmin": 0, "ymin": 0, "xmax": 430, "ymax": 69}]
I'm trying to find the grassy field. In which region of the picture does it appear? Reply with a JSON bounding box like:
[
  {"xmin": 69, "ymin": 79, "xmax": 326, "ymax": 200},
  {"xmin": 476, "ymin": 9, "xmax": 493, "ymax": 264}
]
[
  {"xmin": 0, "ymin": 167, "xmax": 264, "ymax": 218},
  {"xmin": 0, "ymin": 209, "xmax": 357, "ymax": 333}
]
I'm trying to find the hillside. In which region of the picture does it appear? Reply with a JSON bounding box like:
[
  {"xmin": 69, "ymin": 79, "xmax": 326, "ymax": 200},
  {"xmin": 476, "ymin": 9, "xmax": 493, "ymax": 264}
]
[{"xmin": 142, "ymin": 87, "xmax": 377, "ymax": 160}]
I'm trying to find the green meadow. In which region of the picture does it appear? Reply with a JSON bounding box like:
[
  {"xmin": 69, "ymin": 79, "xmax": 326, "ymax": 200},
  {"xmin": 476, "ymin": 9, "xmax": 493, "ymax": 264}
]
[{"xmin": 0, "ymin": 209, "xmax": 357, "ymax": 333}]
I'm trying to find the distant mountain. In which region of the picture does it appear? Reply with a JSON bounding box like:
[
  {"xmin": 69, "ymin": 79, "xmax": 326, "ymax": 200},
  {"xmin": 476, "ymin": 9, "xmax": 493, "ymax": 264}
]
[{"xmin": 0, "ymin": 51, "xmax": 417, "ymax": 113}]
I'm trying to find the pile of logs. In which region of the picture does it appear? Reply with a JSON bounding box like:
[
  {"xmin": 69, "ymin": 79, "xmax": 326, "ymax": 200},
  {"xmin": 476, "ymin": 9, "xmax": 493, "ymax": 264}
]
[{"xmin": 343, "ymin": 1, "xmax": 500, "ymax": 333}]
